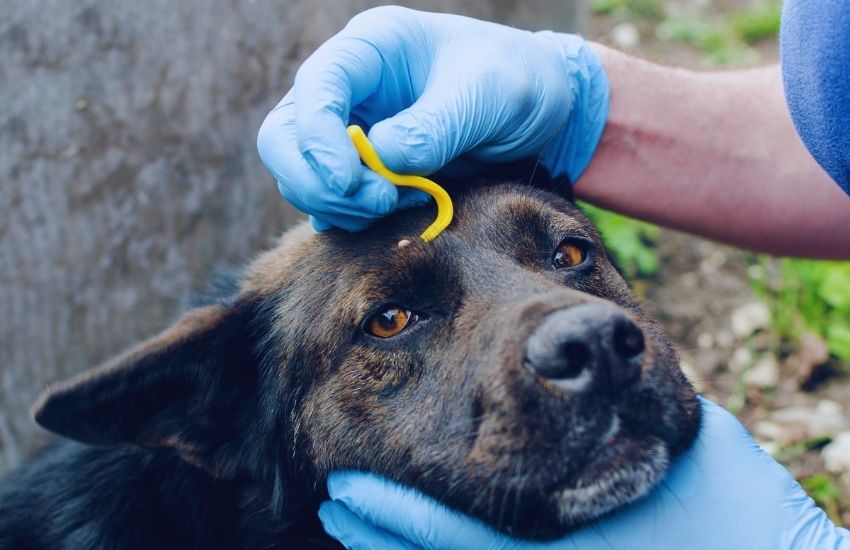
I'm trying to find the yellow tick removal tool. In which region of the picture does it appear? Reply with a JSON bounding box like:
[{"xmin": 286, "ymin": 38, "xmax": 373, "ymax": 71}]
[{"xmin": 347, "ymin": 125, "xmax": 453, "ymax": 243}]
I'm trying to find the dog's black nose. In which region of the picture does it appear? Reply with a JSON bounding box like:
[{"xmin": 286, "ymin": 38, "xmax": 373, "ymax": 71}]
[{"xmin": 524, "ymin": 303, "xmax": 644, "ymax": 394}]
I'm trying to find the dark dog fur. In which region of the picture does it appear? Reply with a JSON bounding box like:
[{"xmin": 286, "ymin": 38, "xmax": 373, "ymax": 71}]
[{"xmin": 0, "ymin": 180, "xmax": 701, "ymax": 548}]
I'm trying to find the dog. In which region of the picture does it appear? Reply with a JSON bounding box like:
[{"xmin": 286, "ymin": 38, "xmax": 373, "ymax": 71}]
[{"xmin": 0, "ymin": 179, "xmax": 701, "ymax": 548}]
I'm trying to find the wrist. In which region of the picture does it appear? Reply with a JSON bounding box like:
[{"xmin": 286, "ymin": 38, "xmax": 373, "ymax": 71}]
[{"xmin": 537, "ymin": 32, "xmax": 610, "ymax": 184}]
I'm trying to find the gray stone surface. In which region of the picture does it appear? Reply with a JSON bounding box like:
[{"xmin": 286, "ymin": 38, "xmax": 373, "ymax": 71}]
[{"xmin": 0, "ymin": 0, "xmax": 583, "ymax": 473}]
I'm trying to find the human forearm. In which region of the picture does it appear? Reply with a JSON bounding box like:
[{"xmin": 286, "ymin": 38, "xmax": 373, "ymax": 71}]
[{"xmin": 578, "ymin": 44, "xmax": 850, "ymax": 259}]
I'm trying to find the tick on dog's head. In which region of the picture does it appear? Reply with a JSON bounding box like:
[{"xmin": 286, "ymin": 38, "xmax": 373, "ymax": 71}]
[{"xmin": 32, "ymin": 182, "xmax": 700, "ymax": 540}]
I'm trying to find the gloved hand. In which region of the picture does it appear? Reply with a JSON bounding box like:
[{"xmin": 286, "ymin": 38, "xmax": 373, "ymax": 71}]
[
  {"xmin": 318, "ymin": 397, "xmax": 850, "ymax": 549},
  {"xmin": 256, "ymin": 6, "xmax": 608, "ymax": 231}
]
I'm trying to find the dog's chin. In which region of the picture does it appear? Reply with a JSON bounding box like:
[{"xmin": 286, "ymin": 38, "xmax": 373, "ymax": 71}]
[
  {"xmin": 552, "ymin": 434, "xmax": 669, "ymax": 530},
  {"xmin": 490, "ymin": 426, "xmax": 675, "ymax": 541}
]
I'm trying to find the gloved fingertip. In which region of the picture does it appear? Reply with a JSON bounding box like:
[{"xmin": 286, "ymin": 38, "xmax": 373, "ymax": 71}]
[
  {"xmin": 369, "ymin": 113, "xmax": 445, "ymax": 175},
  {"xmin": 319, "ymin": 499, "xmax": 413, "ymax": 550},
  {"xmin": 310, "ymin": 216, "xmax": 335, "ymax": 232},
  {"xmin": 356, "ymin": 170, "xmax": 399, "ymax": 217},
  {"xmin": 256, "ymin": 114, "xmax": 282, "ymax": 171},
  {"xmin": 276, "ymin": 179, "xmax": 289, "ymax": 199},
  {"xmin": 303, "ymin": 148, "xmax": 360, "ymax": 197},
  {"xmin": 326, "ymin": 470, "xmax": 359, "ymax": 500},
  {"xmin": 317, "ymin": 500, "xmax": 347, "ymax": 537},
  {"xmin": 375, "ymin": 187, "xmax": 398, "ymax": 216}
]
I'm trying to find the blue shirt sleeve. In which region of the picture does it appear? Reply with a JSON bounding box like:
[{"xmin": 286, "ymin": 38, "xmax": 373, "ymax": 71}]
[{"xmin": 780, "ymin": 0, "xmax": 850, "ymax": 196}]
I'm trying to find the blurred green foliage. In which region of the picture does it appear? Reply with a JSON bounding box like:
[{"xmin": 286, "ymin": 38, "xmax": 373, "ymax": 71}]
[
  {"xmin": 773, "ymin": 435, "xmax": 832, "ymax": 463},
  {"xmin": 656, "ymin": 16, "xmax": 757, "ymax": 65},
  {"xmin": 593, "ymin": 0, "xmax": 781, "ymax": 66},
  {"xmin": 579, "ymin": 202, "xmax": 659, "ymax": 279},
  {"xmin": 801, "ymin": 473, "xmax": 843, "ymax": 524},
  {"xmin": 728, "ymin": 0, "xmax": 782, "ymax": 44},
  {"xmin": 749, "ymin": 258, "xmax": 850, "ymax": 362},
  {"xmin": 590, "ymin": 0, "xmax": 663, "ymax": 21}
]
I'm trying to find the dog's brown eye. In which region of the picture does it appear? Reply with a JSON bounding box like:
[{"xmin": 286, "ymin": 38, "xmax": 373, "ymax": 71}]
[
  {"xmin": 367, "ymin": 306, "xmax": 416, "ymax": 338},
  {"xmin": 553, "ymin": 241, "xmax": 585, "ymax": 269}
]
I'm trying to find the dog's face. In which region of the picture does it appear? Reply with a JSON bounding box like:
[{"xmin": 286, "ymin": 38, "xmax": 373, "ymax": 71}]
[{"xmin": 33, "ymin": 183, "xmax": 700, "ymax": 540}]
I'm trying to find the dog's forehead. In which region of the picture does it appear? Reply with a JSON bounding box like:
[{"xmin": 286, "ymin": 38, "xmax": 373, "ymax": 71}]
[
  {"xmin": 452, "ymin": 185, "xmax": 588, "ymax": 240},
  {"xmin": 241, "ymin": 185, "xmax": 586, "ymax": 293}
]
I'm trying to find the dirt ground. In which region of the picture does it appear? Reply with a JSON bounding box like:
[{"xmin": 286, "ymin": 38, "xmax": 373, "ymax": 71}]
[{"xmin": 589, "ymin": 3, "xmax": 850, "ymax": 527}]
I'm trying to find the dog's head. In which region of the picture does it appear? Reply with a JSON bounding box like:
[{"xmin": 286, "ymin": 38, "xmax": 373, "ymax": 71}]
[{"xmin": 33, "ymin": 182, "xmax": 700, "ymax": 539}]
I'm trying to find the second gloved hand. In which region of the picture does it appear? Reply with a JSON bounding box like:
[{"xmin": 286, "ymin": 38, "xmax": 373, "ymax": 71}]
[
  {"xmin": 257, "ymin": 6, "xmax": 609, "ymax": 231},
  {"xmin": 318, "ymin": 398, "xmax": 850, "ymax": 550}
]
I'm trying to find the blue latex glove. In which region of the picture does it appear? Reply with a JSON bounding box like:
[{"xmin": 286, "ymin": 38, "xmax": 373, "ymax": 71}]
[
  {"xmin": 256, "ymin": 6, "xmax": 608, "ymax": 231},
  {"xmin": 318, "ymin": 397, "xmax": 850, "ymax": 549}
]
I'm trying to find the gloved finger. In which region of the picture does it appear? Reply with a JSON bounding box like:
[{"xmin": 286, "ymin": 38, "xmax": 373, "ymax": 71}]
[
  {"xmin": 257, "ymin": 90, "xmax": 297, "ymax": 185},
  {"xmin": 293, "ymin": 34, "xmax": 385, "ymax": 196},
  {"xmin": 367, "ymin": 65, "xmax": 471, "ymax": 176},
  {"xmin": 318, "ymin": 500, "xmax": 420, "ymax": 550},
  {"xmin": 275, "ymin": 169, "xmax": 397, "ymax": 233},
  {"xmin": 308, "ymin": 211, "xmax": 375, "ymax": 233},
  {"xmin": 327, "ymin": 471, "xmax": 522, "ymax": 550},
  {"xmin": 312, "ymin": 188, "xmax": 428, "ymax": 231},
  {"xmin": 310, "ymin": 216, "xmax": 334, "ymax": 232},
  {"xmin": 260, "ymin": 100, "xmax": 399, "ymax": 231},
  {"xmin": 298, "ymin": 169, "xmax": 399, "ymax": 232}
]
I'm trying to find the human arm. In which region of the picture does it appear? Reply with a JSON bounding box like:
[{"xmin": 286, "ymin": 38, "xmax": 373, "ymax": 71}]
[
  {"xmin": 318, "ymin": 398, "xmax": 850, "ymax": 550},
  {"xmin": 577, "ymin": 47, "xmax": 850, "ymax": 259}
]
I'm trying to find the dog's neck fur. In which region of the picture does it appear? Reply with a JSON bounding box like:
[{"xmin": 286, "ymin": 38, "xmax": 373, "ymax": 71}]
[{"xmin": 0, "ymin": 439, "xmax": 332, "ymax": 549}]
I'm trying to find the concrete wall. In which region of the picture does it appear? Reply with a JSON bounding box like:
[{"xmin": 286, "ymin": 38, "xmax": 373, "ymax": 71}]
[{"xmin": 0, "ymin": 0, "xmax": 583, "ymax": 473}]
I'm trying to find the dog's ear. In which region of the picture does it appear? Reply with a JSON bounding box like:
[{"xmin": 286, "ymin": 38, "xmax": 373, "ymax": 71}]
[{"xmin": 32, "ymin": 298, "xmax": 263, "ymax": 477}]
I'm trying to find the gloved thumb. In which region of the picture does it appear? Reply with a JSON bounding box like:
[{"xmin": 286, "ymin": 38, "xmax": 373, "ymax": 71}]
[{"xmin": 367, "ymin": 77, "xmax": 470, "ymax": 177}]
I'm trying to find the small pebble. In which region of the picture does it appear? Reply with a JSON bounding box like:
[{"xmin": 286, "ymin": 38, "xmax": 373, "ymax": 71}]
[
  {"xmin": 680, "ymin": 272, "xmax": 699, "ymax": 288},
  {"xmin": 746, "ymin": 264, "xmax": 765, "ymax": 280},
  {"xmin": 753, "ymin": 420, "xmax": 784, "ymax": 442},
  {"xmin": 715, "ymin": 330, "xmax": 735, "ymax": 349},
  {"xmin": 699, "ymin": 250, "xmax": 727, "ymax": 274},
  {"xmin": 793, "ymin": 332, "xmax": 831, "ymax": 389},
  {"xmin": 771, "ymin": 406, "xmax": 846, "ymax": 440},
  {"xmin": 759, "ymin": 441, "xmax": 780, "ymax": 456},
  {"xmin": 611, "ymin": 22, "xmax": 640, "ymax": 49},
  {"xmin": 816, "ymin": 399, "xmax": 843, "ymax": 417},
  {"xmin": 729, "ymin": 347, "xmax": 752, "ymax": 373},
  {"xmin": 730, "ymin": 302, "xmax": 771, "ymax": 338},
  {"xmin": 743, "ymin": 355, "xmax": 779, "ymax": 388},
  {"xmin": 823, "ymin": 432, "xmax": 850, "ymax": 474}
]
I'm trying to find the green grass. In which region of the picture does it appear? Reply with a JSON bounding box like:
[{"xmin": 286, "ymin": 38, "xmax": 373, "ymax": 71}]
[
  {"xmin": 773, "ymin": 435, "xmax": 832, "ymax": 463},
  {"xmin": 728, "ymin": 0, "xmax": 782, "ymax": 45},
  {"xmin": 657, "ymin": 16, "xmax": 757, "ymax": 66},
  {"xmin": 598, "ymin": 0, "xmax": 782, "ymax": 66},
  {"xmin": 749, "ymin": 258, "xmax": 850, "ymax": 362},
  {"xmin": 579, "ymin": 202, "xmax": 660, "ymax": 280},
  {"xmin": 800, "ymin": 473, "xmax": 844, "ymax": 524},
  {"xmin": 590, "ymin": 0, "xmax": 664, "ymax": 21}
]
